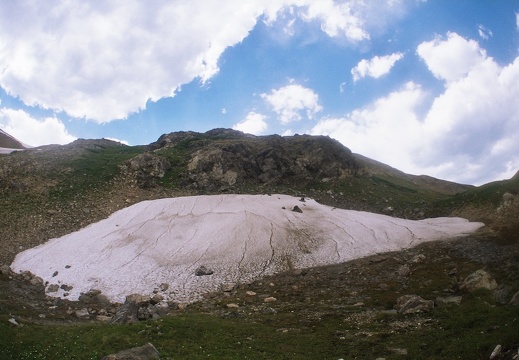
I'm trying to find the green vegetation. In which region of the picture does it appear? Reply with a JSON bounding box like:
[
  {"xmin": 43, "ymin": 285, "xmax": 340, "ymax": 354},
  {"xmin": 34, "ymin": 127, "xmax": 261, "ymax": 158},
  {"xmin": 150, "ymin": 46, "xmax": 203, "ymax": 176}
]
[
  {"xmin": 1, "ymin": 294, "xmax": 517, "ymax": 359},
  {"xmin": 48, "ymin": 145, "xmax": 145, "ymax": 201}
]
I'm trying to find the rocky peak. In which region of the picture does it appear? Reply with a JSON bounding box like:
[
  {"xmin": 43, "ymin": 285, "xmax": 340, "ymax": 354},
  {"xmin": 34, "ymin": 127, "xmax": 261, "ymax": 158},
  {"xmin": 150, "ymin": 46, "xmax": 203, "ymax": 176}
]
[{"xmin": 166, "ymin": 131, "xmax": 360, "ymax": 190}]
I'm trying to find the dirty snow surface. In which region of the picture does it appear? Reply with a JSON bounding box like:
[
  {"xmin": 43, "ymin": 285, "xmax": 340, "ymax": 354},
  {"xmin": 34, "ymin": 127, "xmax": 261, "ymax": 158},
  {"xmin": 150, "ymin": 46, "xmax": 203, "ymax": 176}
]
[{"xmin": 11, "ymin": 195, "xmax": 484, "ymax": 303}]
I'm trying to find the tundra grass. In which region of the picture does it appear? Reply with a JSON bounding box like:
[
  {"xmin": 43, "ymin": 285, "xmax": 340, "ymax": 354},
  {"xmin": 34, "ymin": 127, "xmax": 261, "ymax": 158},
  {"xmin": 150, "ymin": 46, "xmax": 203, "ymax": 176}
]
[{"xmin": 1, "ymin": 296, "xmax": 517, "ymax": 360}]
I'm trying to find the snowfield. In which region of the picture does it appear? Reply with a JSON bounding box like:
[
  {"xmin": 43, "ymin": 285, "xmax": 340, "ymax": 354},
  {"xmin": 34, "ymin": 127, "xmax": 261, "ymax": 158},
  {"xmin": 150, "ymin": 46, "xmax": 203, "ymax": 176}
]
[{"xmin": 11, "ymin": 194, "xmax": 484, "ymax": 303}]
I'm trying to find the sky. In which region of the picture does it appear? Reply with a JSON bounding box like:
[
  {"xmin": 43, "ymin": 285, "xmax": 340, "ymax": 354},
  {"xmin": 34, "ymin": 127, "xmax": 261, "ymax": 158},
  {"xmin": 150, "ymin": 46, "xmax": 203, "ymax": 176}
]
[{"xmin": 0, "ymin": 1, "xmax": 519, "ymax": 185}]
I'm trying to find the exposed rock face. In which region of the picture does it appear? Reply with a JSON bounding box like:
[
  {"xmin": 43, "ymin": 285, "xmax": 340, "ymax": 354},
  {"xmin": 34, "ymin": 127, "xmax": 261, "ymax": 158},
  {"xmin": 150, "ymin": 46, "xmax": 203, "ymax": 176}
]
[
  {"xmin": 178, "ymin": 131, "xmax": 359, "ymax": 190},
  {"xmin": 121, "ymin": 152, "xmax": 171, "ymax": 188}
]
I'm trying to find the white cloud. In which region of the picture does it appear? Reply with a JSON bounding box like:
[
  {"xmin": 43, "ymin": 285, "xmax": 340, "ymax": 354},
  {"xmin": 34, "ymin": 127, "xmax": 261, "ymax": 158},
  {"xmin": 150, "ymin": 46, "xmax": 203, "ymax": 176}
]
[
  {"xmin": 351, "ymin": 52, "xmax": 404, "ymax": 82},
  {"xmin": 417, "ymin": 32, "xmax": 486, "ymax": 83},
  {"xmin": 300, "ymin": 0, "xmax": 369, "ymax": 40},
  {"xmin": 261, "ymin": 83, "xmax": 322, "ymax": 124},
  {"xmin": 312, "ymin": 33, "xmax": 519, "ymax": 185},
  {"xmin": 516, "ymin": 12, "xmax": 519, "ymax": 31},
  {"xmin": 477, "ymin": 24, "xmax": 492, "ymax": 40},
  {"xmin": 232, "ymin": 112, "xmax": 268, "ymax": 135},
  {"xmin": 311, "ymin": 82, "xmax": 426, "ymax": 174},
  {"xmin": 0, "ymin": 0, "xmax": 408, "ymax": 123},
  {"xmin": 0, "ymin": 108, "xmax": 76, "ymax": 147}
]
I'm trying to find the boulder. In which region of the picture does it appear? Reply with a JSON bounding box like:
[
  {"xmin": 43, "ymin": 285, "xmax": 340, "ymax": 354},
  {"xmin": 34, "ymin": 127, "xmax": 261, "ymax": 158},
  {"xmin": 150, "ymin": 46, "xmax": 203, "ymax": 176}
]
[
  {"xmin": 292, "ymin": 205, "xmax": 303, "ymax": 213},
  {"xmin": 75, "ymin": 309, "xmax": 90, "ymax": 319},
  {"xmin": 195, "ymin": 265, "xmax": 214, "ymax": 276},
  {"xmin": 0, "ymin": 264, "xmax": 11, "ymax": 275},
  {"xmin": 459, "ymin": 270, "xmax": 498, "ymax": 292},
  {"xmin": 101, "ymin": 343, "xmax": 160, "ymax": 360},
  {"xmin": 394, "ymin": 295, "xmax": 434, "ymax": 314}
]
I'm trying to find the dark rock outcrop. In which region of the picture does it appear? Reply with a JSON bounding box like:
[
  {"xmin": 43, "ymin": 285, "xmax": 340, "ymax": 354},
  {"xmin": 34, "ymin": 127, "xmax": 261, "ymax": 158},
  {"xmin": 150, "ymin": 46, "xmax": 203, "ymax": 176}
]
[{"xmin": 121, "ymin": 152, "xmax": 171, "ymax": 188}]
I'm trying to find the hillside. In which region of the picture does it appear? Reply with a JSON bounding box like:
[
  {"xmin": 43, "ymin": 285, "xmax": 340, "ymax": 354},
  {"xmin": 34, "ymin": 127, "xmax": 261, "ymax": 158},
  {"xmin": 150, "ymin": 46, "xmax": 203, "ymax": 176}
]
[
  {"xmin": 1, "ymin": 128, "xmax": 517, "ymax": 266},
  {"xmin": 0, "ymin": 128, "xmax": 478, "ymax": 265},
  {"xmin": 1, "ymin": 129, "xmax": 518, "ymax": 359}
]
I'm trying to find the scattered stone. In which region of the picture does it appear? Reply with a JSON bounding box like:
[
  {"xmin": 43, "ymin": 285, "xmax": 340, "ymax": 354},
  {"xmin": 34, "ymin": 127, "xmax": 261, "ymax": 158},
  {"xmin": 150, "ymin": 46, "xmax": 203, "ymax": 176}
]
[
  {"xmin": 125, "ymin": 294, "xmax": 151, "ymax": 306},
  {"xmin": 509, "ymin": 290, "xmax": 519, "ymax": 306},
  {"xmin": 389, "ymin": 348, "xmax": 408, "ymax": 356},
  {"xmin": 150, "ymin": 294, "xmax": 164, "ymax": 305},
  {"xmin": 291, "ymin": 205, "xmax": 303, "ymax": 213},
  {"xmin": 29, "ymin": 276, "xmax": 44, "ymax": 287},
  {"xmin": 489, "ymin": 344, "xmax": 502, "ymax": 360},
  {"xmin": 75, "ymin": 308, "xmax": 90, "ymax": 319},
  {"xmin": 264, "ymin": 296, "xmax": 277, "ymax": 303},
  {"xmin": 262, "ymin": 307, "xmax": 277, "ymax": 315},
  {"xmin": 52, "ymin": 271, "xmax": 58, "ymax": 277},
  {"xmin": 195, "ymin": 265, "xmax": 214, "ymax": 276},
  {"xmin": 411, "ymin": 254, "xmax": 426, "ymax": 264},
  {"xmin": 96, "ymin": 315, "xmax": 112, "ymax": 322},
  {"xmin": 65, "ymin": 265, "xmax": 71, "ymax": 269},
  {"xmin": 394, "ymin": 295, "xmax": 434, "ymax": 314},
  {"xmin": 299, "ymin": 197, "xmax": 306, "ymax": 202},
  {"xmin": 8, "ymin": 318, "xmax": 19, "ymax": 326},
  {"xmin": 220, "ymin": 283, "xmax": 235, "ymax": 292},
  {"xmin": 460, "ymin": 269, "xmax": 498, "ymax": 292},
  {"xmin": 245, "ymin": 291, "xmax": 257, "ymax": 296},
  {"xmin": 101, "ymin": 342, "xmax": 160, "ymax": 360},
  {"xmin": 0, "ymin": 264, "xmax": 11, "ymax": 275},
  {"xmin": 79, "ymin": 289, "xmax": 111, "ymax": 305},
  {"xmin": 226, "ymin": 303, "xmax": 240, "ymax": 309},
  {"xmin": 159, "ymin": 283, "xmax": 169, "ymax": 291},
  {"xmin": 60, "ymin": 284, "xmax": 73, "ymax": 291},
  {"xmin": 47, "ymin": 284, "xmax": 59, "ymax": 293},
  {"xmin": 398, "ymin": 265, "xmax": 411, "ymax": 277},
  {"xmin": 435, "ymin": 296, "xmax": 462, "ymax": 306}
]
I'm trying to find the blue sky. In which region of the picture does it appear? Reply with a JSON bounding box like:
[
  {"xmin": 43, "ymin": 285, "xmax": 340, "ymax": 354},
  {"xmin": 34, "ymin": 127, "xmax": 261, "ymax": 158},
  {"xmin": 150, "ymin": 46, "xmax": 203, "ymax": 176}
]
[{"xmin": 1, "ymin": 1, "xmax": 519, "ymax": 185}]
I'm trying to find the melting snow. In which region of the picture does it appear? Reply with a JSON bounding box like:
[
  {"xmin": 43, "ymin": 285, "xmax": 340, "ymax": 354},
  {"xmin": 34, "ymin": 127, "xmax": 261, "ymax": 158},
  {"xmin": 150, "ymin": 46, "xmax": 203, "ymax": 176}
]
[{"xmin": 11, "ymin": 194, "xmax": 484, "ymax": 303}]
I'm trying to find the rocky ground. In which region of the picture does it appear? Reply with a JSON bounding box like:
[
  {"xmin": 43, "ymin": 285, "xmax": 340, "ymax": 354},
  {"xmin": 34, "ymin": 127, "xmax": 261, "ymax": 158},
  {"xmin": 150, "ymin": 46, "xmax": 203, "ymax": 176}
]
[{"xmin": 2, "ymin": 228, "xmax": 518, "ymax": 359}]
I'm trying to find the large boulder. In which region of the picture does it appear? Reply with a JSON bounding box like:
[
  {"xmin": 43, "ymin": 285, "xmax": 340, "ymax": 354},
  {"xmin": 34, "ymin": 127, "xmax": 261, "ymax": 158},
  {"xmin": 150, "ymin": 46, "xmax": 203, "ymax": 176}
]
[
  {"xmin": 395, "ymin": 295, "xmax": 434, "ymax": 314},
  {"xmin": 459, "ymin": 270, "xmax": 498, "ymax": 292}
]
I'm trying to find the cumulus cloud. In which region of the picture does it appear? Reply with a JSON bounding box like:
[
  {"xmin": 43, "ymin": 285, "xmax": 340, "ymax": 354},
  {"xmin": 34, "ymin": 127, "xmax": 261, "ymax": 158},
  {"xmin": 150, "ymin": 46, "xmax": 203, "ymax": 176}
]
[
  {"xmin": 0, "ymin": 0, "xmax": 405, "ymax": 123},
  {"xmin": 311, "ymin": 82, "xmax": 426, "ymax": 173},
  {"xmin": 300, "ymin": 0, "xmax": 369, "ymax": 40},
  {"xmin": 261, "ymin": 83, "xmax": 322, "ymax": 124},
  {"xmin": 232, "ymin": 112, "xmax": 268, "ymax": 135},
  {"xmin": 351, "ymin": 52, "xmax": 404, "ymax": 82},
  {"xmin": 416, "ymin": 32, "xmax": 486, "ymax": 83},
  {"xmin": 313, "ymin": 33, "xmax": 519, "ymax": 185},
  {"xmin": 0, "ymin": 109, "xmax": 76, "ymax": 147}
]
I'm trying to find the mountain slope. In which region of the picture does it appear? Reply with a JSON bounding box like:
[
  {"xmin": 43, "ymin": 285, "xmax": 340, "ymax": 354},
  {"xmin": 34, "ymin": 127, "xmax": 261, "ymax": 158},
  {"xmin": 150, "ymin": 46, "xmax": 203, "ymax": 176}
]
[{"xmin": 0, "ymin": 128, "xmax": 514, "ymax": 265}]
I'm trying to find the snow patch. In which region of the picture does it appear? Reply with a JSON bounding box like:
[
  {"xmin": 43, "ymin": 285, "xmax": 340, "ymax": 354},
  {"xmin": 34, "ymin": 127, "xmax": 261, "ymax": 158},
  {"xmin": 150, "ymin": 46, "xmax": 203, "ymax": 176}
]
[{"xmin": 11, "ymin": 194, "xmax": 484, "ymax": 303}]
